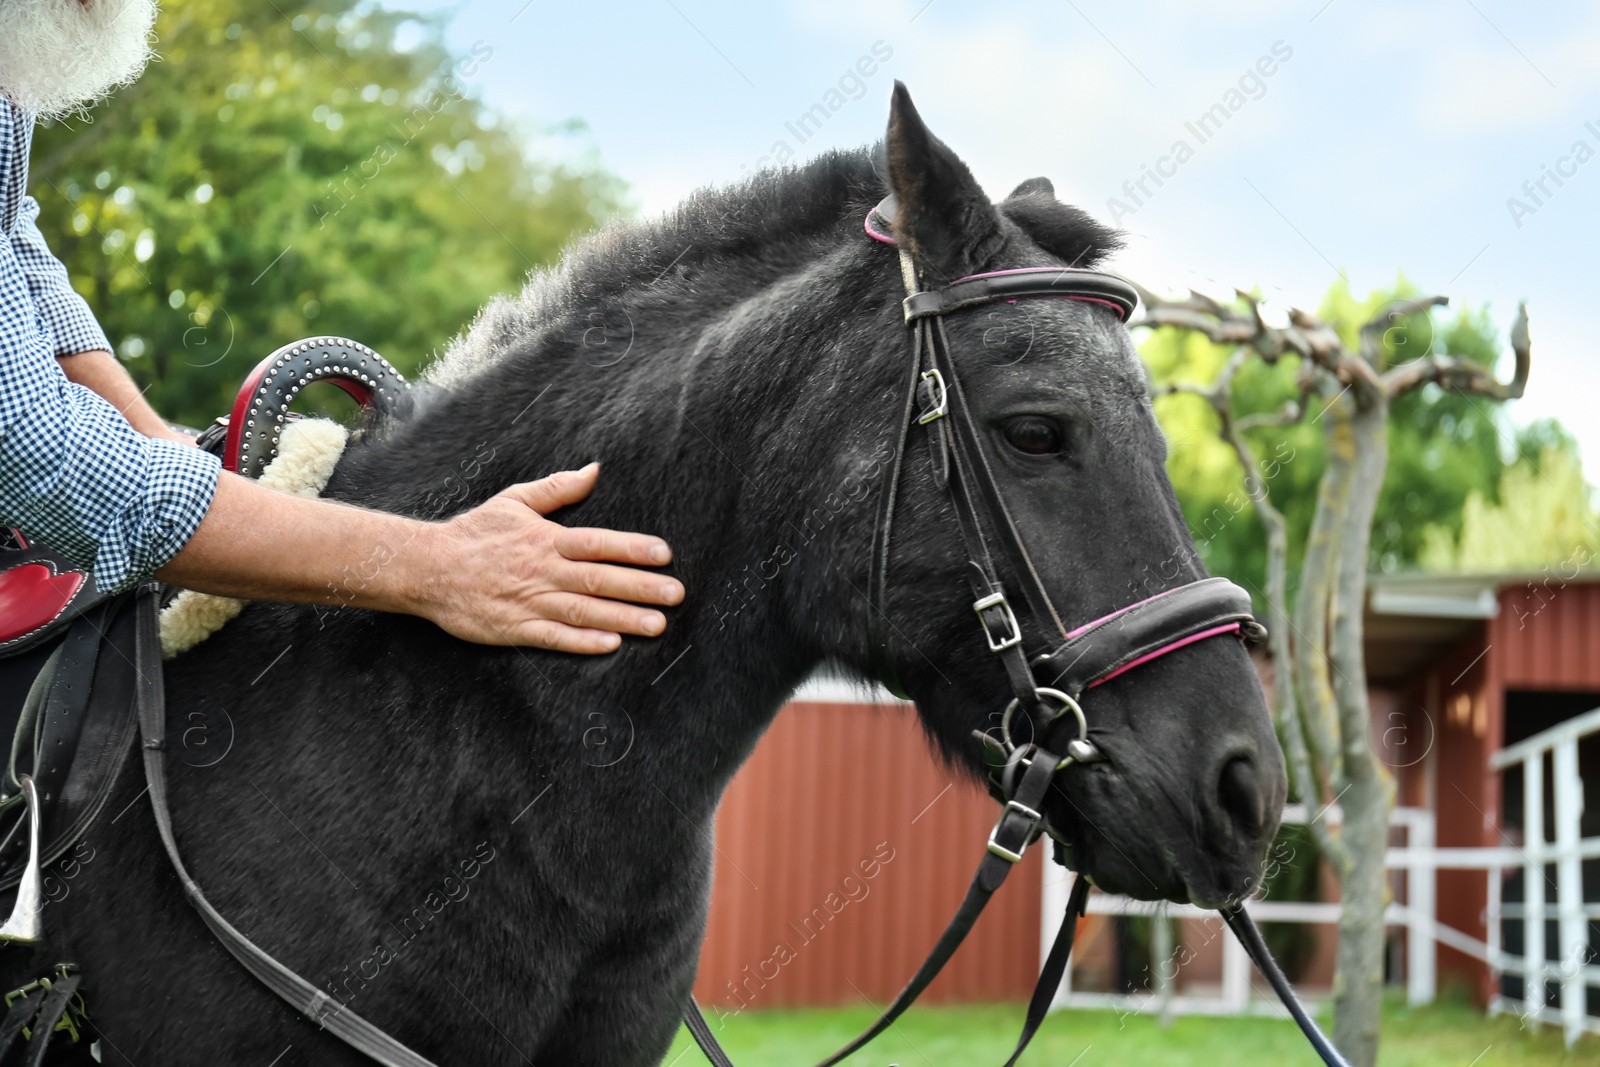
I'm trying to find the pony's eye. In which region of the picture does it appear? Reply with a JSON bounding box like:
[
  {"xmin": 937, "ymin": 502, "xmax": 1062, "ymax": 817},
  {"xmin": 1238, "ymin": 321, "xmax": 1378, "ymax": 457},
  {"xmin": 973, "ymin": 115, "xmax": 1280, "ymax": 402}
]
[{"xmin": 1002, "ymin": 416, "xmax": 1062, "ymax": 455}]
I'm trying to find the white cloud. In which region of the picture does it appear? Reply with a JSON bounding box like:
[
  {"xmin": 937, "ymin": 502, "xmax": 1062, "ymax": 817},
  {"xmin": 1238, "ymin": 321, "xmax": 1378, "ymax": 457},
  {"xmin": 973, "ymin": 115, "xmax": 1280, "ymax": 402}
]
[{"xmin": 1406, "ymin": 3, "xmax": 1600, "ymax": 133}]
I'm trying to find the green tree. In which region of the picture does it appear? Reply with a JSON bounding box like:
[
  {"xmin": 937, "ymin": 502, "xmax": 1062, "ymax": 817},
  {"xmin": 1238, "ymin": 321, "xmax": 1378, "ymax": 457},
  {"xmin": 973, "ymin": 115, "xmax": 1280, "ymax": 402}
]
[
  {"xmin": 29, "ymin": 0, "xmax": 622, "ymax": 428},
  {"xmin": 1420, "ymin": 440, "xmax": 1599, "ymax": 572}
]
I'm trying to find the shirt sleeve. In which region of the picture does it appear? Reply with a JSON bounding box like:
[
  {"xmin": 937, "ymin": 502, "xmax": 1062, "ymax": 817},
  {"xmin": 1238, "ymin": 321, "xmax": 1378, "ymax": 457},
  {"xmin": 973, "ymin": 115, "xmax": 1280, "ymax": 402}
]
[
  {"xmin": 11, "ymin": 195, "xmax": 112, "ymax": 357},
  {"xmin": 0, "ymin": 228, "xmax": 219, "ymax": 593}
]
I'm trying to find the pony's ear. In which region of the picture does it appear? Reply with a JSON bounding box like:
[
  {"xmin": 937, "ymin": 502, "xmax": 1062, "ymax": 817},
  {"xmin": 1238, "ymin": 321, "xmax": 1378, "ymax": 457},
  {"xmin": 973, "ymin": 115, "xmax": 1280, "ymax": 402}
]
[
  {"xmin": 1000, "ymin": 175, "xmax": 1123, "ymax": 269},
  {"xmin": 884, "ymin": 82, "xmax": 1002, "ymax": 279},
  {"xmin": 1007, "ymin": 176, "xmax": 1055, "ymax": 199}
]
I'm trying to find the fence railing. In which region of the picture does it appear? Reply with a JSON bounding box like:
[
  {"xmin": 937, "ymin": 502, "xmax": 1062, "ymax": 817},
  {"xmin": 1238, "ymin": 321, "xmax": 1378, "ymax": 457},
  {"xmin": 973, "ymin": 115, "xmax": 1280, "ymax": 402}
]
[
  {"xmin": 1045, "ymin": 704, "xmax": 1600, "ymax": 1048},
  {"xmin": 1487, "ymin": 704, "xmax": 1600, "ymax": 1047}
]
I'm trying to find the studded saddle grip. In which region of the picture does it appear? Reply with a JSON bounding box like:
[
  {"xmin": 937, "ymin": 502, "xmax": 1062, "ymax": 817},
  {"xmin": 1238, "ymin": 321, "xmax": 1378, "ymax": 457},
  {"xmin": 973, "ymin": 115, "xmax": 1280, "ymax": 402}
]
[{"xmin": 219, "ymin": 337, "xmax": 412, "ymax": 481}]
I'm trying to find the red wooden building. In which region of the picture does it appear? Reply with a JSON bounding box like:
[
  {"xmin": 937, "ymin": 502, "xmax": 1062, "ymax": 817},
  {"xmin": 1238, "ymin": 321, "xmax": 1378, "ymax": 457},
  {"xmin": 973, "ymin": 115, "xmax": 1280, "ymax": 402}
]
[
  {"xmin": 1369, "ymin": 570, "xmax": 1600, "ymax": 1004},
  {"xmin": 692, "ymin": 572, "xmax": 1600, "ymax": 1014}
]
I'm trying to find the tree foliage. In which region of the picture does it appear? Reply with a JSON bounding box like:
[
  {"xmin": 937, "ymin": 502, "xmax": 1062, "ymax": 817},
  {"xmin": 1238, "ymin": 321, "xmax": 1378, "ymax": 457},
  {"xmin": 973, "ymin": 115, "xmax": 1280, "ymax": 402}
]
[
  {"xmin": 29, "ymin": 0, "xmax": 623, "ymax": 428},
  {"xmin": 1420, "ymin": 442, "xmax": 1599, "ymax": 572}
]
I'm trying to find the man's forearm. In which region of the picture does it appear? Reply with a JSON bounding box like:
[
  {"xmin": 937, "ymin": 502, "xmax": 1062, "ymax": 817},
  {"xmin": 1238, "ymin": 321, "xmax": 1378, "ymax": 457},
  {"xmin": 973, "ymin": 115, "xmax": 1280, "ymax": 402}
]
[
  {"xmin": 155, "ymin": 471, "xmax": 445, "ymax": 614},
  {"xmin": 56, "ymin": 349, "xmax": 186, "ymax": 442},
  {"xmin": 155, "ymin": 464, "xmax": 683, "ymax": 651}
]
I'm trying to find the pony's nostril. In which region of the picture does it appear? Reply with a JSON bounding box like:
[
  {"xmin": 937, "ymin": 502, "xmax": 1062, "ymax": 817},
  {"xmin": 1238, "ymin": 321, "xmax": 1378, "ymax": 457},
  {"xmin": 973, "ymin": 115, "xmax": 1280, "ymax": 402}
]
[{"xmin": 1218, "ymin": 755, "xmax": 1264, "ymax": 833}]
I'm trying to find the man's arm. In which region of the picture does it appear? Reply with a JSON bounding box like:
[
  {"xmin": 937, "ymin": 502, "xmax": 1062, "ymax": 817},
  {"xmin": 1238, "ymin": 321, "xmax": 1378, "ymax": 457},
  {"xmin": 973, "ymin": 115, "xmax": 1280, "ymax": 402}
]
[
  {"xmin": 54, "ymin": 347, "xmax": 185, "ymax": 441},
  {"xmin": 9, "ymin": 198, "xmax": 180, "ymax": 440},
  {"xmin": 0, "ymin": 230, "xmax": 683, "ymax": 649},
  {"xmin": 159, "ymin": 462, "xmax": 680, "ymax": 652}
]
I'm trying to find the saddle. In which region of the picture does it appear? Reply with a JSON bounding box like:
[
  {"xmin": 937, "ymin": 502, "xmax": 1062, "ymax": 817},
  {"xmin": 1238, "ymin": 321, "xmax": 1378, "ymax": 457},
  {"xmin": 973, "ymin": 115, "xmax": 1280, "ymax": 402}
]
[{"xmin": 0, "ymin": 338, "xmax": 409, "ymax": 1062}]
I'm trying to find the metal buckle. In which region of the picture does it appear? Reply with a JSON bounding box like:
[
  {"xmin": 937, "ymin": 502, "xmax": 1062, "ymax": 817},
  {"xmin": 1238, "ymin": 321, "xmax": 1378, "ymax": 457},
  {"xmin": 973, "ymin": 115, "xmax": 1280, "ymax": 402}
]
[
  {"xmin": 916, "ymin": 369, "xmax": 948, "ymax": 425},
  {"xmin": 986, "ymin": 800, "xmax": 1043, "ymax": 864},
  {"xmin": 973, "ymin": 592, "xmax": 1022, "ymax": 651}
]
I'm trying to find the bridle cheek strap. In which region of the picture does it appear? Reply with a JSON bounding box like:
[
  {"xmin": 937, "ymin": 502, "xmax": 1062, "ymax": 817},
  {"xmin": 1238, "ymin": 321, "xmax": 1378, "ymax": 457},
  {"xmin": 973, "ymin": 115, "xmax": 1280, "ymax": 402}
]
[{"xmin": 1033, "ymin": 576, "xmax": 1262, "ymax": 699}]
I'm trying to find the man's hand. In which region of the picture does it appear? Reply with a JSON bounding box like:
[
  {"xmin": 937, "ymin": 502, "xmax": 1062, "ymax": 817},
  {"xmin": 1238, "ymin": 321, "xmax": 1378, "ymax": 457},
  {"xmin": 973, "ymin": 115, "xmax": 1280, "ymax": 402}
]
[
  {"xmin": 158, "ymin": 463, "xmax": 685, "ymax": 653},
  {"xmin": 404, "ymin": 463, "xmax": 681, "ymax": 651}
]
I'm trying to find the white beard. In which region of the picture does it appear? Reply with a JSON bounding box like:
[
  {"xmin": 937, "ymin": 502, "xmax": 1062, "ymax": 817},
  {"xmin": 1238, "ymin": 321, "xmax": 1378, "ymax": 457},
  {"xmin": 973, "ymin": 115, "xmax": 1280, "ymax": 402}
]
[{"xmin": 0, "ymin": 0, "xmax": 158, "ymax": 121}]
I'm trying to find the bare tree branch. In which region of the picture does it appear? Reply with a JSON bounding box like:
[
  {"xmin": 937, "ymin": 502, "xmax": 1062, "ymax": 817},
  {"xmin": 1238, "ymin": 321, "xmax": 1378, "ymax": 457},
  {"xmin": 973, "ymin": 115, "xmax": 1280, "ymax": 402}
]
[
  {"xmin": 1381, "ymin": 302, "xmax": 1531, "ymax": 399},
  {"xmin": 1133, "ymin": 283, "xmax": 1383, "ymax": 392}
]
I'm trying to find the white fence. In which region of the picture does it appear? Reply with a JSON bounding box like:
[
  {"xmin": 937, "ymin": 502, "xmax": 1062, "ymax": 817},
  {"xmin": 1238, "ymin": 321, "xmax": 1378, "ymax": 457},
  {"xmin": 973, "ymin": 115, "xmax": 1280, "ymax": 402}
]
[
  {"xmin": 1487, "ymin": 705, "xmax": 1600, "ymax": 1046},
  {"xmin": 1043, "ymin": 708, "xmax": 1599, "ymax": 1047}
]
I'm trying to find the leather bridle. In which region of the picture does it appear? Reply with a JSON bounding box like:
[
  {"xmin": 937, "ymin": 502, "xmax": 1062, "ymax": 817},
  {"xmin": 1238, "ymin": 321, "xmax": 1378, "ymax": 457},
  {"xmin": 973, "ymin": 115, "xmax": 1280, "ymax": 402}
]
[
  {"xmin": 685, "ymin": 196, "xmax": 1351, "ymax": 1067},
  {"xmin": 864, "ymin": 192, "xmax": 1261, "ymax": 840}
]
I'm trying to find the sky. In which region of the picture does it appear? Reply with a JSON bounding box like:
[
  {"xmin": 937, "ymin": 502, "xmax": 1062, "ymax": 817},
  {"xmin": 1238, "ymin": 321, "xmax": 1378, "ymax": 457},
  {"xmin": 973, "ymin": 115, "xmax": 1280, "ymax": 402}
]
[{"xmin": 389, "ymin": 0, "xmax": 1599, "ymax": 469}]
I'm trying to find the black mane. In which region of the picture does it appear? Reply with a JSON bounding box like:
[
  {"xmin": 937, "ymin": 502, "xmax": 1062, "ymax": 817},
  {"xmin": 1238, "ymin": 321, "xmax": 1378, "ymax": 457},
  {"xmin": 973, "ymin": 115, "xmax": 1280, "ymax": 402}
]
[{"xmin": 429, "ymin": 147, "xmax": 1122, "ymax": 392}]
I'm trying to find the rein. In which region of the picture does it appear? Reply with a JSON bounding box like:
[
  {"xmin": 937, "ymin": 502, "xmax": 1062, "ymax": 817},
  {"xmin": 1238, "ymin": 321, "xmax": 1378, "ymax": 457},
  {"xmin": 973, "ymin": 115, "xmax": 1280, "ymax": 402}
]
[{"xmin": 683, "ymin": 198, "xmax": 1350, "ymax": 1067}]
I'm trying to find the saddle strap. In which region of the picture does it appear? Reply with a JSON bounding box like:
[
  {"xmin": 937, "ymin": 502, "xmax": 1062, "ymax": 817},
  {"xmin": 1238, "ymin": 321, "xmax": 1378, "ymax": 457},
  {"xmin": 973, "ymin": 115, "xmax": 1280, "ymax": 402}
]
[
  {"xmin": 684, "ymin": 757, "xmax": 1088, "ymax": 1067},
  {"xmin": 132, "ymin": 584, "xmax": 441, "ymax": 1067}
]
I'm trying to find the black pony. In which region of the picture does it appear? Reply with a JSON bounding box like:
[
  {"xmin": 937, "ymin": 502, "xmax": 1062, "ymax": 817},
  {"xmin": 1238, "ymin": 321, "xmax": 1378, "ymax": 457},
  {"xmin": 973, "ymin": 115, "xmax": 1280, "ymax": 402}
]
[{"xmin": 58, "ymin": 85, "xmax": 1285, "ymax": 1065}]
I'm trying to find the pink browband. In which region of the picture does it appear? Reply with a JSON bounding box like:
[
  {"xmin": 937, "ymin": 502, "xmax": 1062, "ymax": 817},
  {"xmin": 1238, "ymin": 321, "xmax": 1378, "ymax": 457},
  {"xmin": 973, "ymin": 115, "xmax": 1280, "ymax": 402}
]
[
  {"xmin": 864, "ymin": 212, "xmax": 896, "ymax": 246},
  {"xmin": 867, "ymin": 217, "xmax": 1133, "ymax": 319},
  {"xmin": 954, "ymin": 267, "xmax": 1100, "ymax": 283}
]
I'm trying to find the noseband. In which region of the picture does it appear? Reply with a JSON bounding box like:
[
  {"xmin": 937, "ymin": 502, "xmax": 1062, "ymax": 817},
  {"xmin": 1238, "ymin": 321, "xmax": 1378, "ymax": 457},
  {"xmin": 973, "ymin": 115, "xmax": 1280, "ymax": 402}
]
[{"xmin": 688, "ymin": 196, "xmax": 1349, "ymax": 1067}]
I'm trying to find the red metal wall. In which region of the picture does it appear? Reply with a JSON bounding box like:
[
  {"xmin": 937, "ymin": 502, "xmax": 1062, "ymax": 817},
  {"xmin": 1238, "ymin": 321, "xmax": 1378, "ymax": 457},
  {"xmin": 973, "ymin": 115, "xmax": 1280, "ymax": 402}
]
[
  {"xmin": 696, "ymin": 582, "xmax": 1600, "ymax": 1012},
  {"xmin": 1404, "ymin": 579, "xmax": 1600, "ymax": 1003},
  {"xmin": 1407, "ymin": 626, "xmax": 1495, "ymax": 1001},
  {"xmin": 693, "ymin": 700, "xmax": 1043, "ymax": 1011},
  {"xmin": 1492, "ymin": 577, "xmax": 1600, "ymax": 691}
]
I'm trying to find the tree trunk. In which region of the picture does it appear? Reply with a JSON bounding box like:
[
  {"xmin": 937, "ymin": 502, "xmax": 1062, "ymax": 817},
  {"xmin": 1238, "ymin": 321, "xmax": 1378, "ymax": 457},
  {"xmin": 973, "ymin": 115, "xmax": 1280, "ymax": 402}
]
[
  {"xmin": 1324, "ymin": 389, "xmax": 1396, "ymax": 1067},
  {"xmin": 1289, "ymin": 386, "xmax": 1355, "ymax": 875},
  {"xmin": 1221, "ymin": 416, "xmax": 1343, "ymax": 861}
]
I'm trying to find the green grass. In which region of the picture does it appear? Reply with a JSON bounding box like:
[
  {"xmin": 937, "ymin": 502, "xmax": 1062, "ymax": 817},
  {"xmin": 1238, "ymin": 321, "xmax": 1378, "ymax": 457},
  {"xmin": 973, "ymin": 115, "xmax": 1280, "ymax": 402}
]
[{"xmin": 666, "ymin": 994, "xmax": 1593, "ymax": 1066}]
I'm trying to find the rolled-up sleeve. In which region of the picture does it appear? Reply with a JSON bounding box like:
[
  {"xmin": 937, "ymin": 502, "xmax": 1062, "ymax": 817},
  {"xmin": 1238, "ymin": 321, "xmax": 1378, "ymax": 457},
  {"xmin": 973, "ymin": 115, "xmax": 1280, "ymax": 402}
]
[
  {"xmin": 11, "ymin": 196, "xmax": 112, "ymax": 357},
  {"xmin": 0, "ymin": 230, "xmax": 218, "ymax": 593}
]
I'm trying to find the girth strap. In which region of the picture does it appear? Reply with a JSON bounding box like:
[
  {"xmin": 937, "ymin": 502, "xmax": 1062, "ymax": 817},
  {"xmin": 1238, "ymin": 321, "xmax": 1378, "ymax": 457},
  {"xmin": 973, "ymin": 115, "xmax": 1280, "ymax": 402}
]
[
  {"xmin": 0, "ymin": 985, "xmax": 41, "ymax": 1055},
  {"xmin": 132, "ymin": 584, "xmax": 441, "ymax": 1067},
  {"xmin": 22, "ymin": 972, "xmax": 80, "ymax": 1067}
]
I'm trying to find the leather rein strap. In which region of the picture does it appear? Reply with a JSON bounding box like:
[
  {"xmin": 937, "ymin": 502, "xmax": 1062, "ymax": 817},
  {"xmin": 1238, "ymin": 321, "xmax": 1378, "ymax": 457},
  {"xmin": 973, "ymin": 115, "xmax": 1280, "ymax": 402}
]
[{"xmin": 685, "ymin": 207, "xmax": 1349, "ymax": 1067}]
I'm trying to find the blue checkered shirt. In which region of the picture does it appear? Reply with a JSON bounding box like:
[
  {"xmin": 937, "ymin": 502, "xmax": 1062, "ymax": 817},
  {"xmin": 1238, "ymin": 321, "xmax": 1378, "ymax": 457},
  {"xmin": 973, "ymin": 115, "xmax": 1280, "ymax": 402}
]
[{"xmin": 0, "ymin": 99, "xmax": 219, "ymax": 593}]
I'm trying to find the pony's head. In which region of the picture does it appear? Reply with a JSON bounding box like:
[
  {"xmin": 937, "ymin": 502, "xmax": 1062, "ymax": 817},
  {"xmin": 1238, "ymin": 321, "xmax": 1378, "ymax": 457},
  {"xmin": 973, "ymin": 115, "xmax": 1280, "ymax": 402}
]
[{"xmin": 852, "ymin": 84, "xmax": 1286, "ymax": 909}]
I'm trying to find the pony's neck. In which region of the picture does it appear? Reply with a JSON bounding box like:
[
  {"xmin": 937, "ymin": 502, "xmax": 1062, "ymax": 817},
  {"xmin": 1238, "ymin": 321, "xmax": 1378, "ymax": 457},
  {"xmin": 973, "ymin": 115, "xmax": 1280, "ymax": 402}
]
[{"xmin": 332, "ymin": 241, "xmax": 895, "ymax": 808}]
